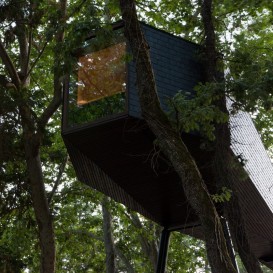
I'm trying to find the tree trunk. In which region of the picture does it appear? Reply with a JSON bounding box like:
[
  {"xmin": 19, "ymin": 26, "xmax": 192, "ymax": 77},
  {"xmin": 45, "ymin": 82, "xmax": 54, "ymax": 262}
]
[
  {"xmin": 23, "ymin": 129, "xmax": 55, "ymax": 273},
  {"xmin": 102, "ymin": 196, "xmax": 116, "ymax": 273},
  {"xmin": 119, "ymin": 1, "xmax": 236, "ymax": 272},
  {"xmin": 14, "ymin": 12, "xmax": 58, "ymax": 272},
  {"xmin": 200, "ymin": 0, "xmax": 263, "ymax": 272},
  {"xmin": 210, "ymin": 118, "xmax": 263, "ymax": 273},
  {"xmin": 211, "ymin": 110, "xmax": 263, "ymax": 273},
  {"xmin": 0, "ymin": 1, "xmax": 66, "ymax": 272}
]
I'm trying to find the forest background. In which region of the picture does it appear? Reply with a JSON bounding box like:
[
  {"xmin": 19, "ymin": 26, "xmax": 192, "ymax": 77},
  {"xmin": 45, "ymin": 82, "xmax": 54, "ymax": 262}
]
[{"xmin": 0, "ymin": 0, "xmax": 273, "ymax": 272}]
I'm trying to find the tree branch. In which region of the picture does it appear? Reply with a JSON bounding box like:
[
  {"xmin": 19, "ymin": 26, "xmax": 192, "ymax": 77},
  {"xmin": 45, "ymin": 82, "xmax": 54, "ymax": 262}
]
[
  {"xmin": 37, "ymin": 0, "xmax": 67, "ymax": 132},
  {"xmin": 200, "ymin": 0, "xmax": 217, "ymax": 82},
  {"xmin": 119, "ymin": 1, "xmax": 236, "ymax": 272},
  {"xmin": 0, "ymin": 40, "xmax": 21, "ymax": 90},
  {"xmin": 25, "ymin": 41, "xmax": 48, "ymax": 80},
  {"xmin": 48, "ymin": 155, "xmax": 68, "ymax": 205},
  {"xmin": 25, "ymin": 27, "xmax": 32, "ymax": 80},
  {"xmin": 15, "ymin": 17, "xmax": 29, "ymax": 84}
]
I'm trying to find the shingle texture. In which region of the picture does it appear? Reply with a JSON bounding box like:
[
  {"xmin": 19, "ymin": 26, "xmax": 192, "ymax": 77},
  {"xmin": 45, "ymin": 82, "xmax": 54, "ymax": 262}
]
[
  {"xmin": 63, "ymin": 22, "xmax": 273, "ymax": 266},
  {"xmin": 128, "ymin": 24, "xmax": 204, "ymax": 118},
  {"xmin": 230, "ymin": 104, "xmax": 273, "ymax": 212},
  {"xmin": 64, "ymin": 138, "xmax": 157, "ymax": 223},
  {"xmin": 229, "ymin": 100, "xmax": 273, "ymax": 263}
]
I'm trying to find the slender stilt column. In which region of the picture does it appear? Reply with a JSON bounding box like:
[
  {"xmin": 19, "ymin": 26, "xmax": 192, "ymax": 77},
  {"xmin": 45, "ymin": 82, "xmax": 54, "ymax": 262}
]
[{"xmin": 156, "ymin": 228, "xmax": 171, "ymax": 273}]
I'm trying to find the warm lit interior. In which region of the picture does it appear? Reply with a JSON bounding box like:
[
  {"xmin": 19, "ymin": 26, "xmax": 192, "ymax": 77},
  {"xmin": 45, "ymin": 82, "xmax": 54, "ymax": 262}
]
[{"xmin": 77, "ymin": 42, "xmax": 126, "ymax": 105}]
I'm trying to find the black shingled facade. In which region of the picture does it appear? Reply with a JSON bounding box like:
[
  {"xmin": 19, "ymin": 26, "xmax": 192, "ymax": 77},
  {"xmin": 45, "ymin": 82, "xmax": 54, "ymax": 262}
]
[
  {"xmin": 128, "ymin": 24, "xmax": 204, "ymax": 118},
  {"xmin": 62, "ymin": 22, "xmax": 273, "ymax": 269}
]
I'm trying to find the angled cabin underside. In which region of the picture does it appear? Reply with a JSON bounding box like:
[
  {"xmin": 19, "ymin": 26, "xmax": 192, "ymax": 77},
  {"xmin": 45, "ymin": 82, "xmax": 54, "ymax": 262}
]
[{"xmin": 62, "ymin": 22, "xmax": 273, "ymax": 268}]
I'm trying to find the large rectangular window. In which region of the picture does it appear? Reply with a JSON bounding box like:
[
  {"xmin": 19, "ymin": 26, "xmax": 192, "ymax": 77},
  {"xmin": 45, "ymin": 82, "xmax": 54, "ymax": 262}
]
[{"xmin": 66, "ymin": 29, "xmax": 127, "ymax": 128}]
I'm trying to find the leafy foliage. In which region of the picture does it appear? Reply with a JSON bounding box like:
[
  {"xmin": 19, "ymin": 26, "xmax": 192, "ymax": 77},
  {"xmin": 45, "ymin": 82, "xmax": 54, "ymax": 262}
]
[
  {"xmin": 1, "ymin": 0, "xmax": 273, "ymax": 272},
  {"xmin": 169, "ymin": 83, "xmax": 228, "ymax": 140},
  {"xmin": 211, "ymin": 187, "xmax": 232, "ymax": 203}
]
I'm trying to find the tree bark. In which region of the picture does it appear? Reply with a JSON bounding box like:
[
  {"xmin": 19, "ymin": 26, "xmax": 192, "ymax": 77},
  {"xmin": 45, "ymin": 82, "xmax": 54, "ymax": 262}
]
[
  {"xmin": 200, "ymin": 0, "xmax": 263, "ymax": 272},
  {"xmin": 0, "ymin": 1, "xmax": 67, "ymax": 272},
  {"xmin": 119, "ymin": 1, "xmax": 236, "ymax": 272},
  {"xmin": 23, "ymin": 131, "xmax": 56, "ymax": 273},
  {"xmin": 211, "ymin": 111, "xmax": 263, "ymax": 273},
  {"xmin": 209, "ymin": 117, "xmax": 263, "ymax": 273},
  {"xmin": 102, "ymin": 196, "xmax": 117, "ymax": 273}
]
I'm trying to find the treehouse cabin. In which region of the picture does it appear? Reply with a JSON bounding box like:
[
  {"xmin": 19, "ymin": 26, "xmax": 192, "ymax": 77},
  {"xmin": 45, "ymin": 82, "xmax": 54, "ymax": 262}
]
[{"xmin": 62, "ymin": 22, "xmax": 273, "ymax": 269}]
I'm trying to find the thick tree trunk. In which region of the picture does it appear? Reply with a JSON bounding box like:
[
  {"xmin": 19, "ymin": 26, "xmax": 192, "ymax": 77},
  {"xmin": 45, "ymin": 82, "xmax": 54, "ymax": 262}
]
[
  {"xmin": 119, "ymin": 1, "xmax": 236, "ymax": 272},
  {"xmin": 14, "ymin": 13, "xmax": 58, "ymax": 271},
  {"xmin": 213, "ymin": 139, "xmax": 263, "ymax": 273},
  {"xmin": 211, "ymin": 112, "xmax": 263, "ymax": 273},
  {"xmin": 23, "ymin": 130, "xmax": 55, "ymax": 273},
  {"xmin": 200, "ymin": 0, "xmax": 263, "ymax": 272},
  {"xmin": 102, "ymin": 197, "xmax": 116, "ymax": 273},
  {"xmin": 210, "ymin": 117, "xmax": 263, "ymax": 273},
  {"xmin": 0, "ymin": 1, "xmax": 66, "ymax": 272}
]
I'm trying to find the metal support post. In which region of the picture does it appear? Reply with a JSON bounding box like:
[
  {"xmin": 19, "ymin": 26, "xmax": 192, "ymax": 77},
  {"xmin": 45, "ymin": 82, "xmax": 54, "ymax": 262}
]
[{"xmin": 156, "ymin": 228, "xmax": 171, "ymax": 273}]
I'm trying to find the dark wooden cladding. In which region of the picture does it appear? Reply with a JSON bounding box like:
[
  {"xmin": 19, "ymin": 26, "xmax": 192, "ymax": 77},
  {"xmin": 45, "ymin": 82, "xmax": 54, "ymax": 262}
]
[
  {"xmin": 63, "ymin": 112, "xmax": 273, "ymax": 267},
  {"xmin": 63, "ymin": 116, "xmax": 200, "ymax": 229},
  {"xmin": 128, "ymin": 23, "xmax": 204, "ymax": 118},
  {"xmin": 64, "ymin": 137, "xmax": 156, "ymax": 222}
]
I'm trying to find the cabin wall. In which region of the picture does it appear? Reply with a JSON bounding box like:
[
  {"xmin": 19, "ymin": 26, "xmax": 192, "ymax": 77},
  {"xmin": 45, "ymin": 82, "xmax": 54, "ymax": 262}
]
[
  {"xmin": 230, "ymin": 106, "xmax": 273, "ymax": 213},
  {"xmin": 64, "ymin": 137, "xmax": 158, "ymax": 223},
  {"xmin": 229, "ymin": 105, "xmax": 273, "ymax": 264},
  {"xmin": 128, "ymin": 24, "xmax": 204, "ymax": 118},
  {"xmin": 62, "ymin": 23, "xmax": 273, "ymax": 264}
]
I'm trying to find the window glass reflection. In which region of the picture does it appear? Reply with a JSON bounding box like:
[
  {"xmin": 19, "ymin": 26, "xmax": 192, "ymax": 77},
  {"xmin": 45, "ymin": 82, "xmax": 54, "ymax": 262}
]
[
  {"xmin": 67, "ymin": 31, "xmax": 127, "ymax": 128},
  {"xmin": 77, "ymin": 42, "xmax": 126, "ymax": 105}
]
